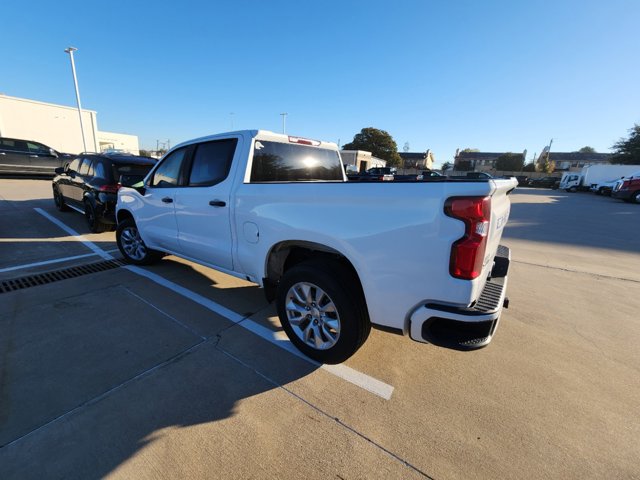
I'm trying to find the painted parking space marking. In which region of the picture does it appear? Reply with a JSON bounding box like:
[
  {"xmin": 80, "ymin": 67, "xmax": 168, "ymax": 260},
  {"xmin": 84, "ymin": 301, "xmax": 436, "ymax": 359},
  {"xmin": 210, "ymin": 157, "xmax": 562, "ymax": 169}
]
[
  {"xmin": 35, "ymin": 208, "xmax": 395, "ymax": 400},
  {"xmin": 34, "ymin": 208, "xmax": 113, "ymax": 260}
]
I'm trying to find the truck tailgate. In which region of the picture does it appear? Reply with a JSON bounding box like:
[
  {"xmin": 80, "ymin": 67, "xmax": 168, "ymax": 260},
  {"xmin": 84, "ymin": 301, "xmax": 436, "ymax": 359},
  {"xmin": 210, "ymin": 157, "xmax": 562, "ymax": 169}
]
[{"xmin": 482, "ymin": 178, "xmax": 517, "ymax": 279}]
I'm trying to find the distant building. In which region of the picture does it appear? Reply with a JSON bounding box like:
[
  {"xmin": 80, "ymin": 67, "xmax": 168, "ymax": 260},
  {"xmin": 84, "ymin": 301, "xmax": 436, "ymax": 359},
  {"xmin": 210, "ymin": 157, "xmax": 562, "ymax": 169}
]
[
  {"xmin": 341, "ymin": 150, "xmax": 387, "ymax": 172},
  {"xmin": 399, "ymin": 150, "xmax": 434, "ymax": 170},
  {"xmin": 454, "ymin": 149, "xmax": 526, "ymax": 171},
  {"xmin": 536, "ymin": 150, "xmax": 612, "ymax": 171},
  {"xmin": 0, "ymin": 94, "xmax": 140, "ymax": 154}
]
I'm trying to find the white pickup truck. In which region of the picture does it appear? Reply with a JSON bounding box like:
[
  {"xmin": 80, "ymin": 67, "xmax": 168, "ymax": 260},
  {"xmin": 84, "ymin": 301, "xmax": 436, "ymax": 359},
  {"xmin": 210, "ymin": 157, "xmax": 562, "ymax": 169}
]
[{"xmin": 116, "ymin": 130, "xmax": 517, "ymax": 363}]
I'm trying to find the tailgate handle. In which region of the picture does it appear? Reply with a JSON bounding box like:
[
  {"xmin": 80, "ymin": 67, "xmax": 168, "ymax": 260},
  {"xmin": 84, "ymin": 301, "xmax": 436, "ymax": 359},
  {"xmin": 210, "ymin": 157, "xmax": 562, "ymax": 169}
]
[
  {"xmin": 161, "ymin": 197, "xmax": 173, "ymax": 203},
  {"xmin": 209, "ymin": 200, "xmax": 226, "ymax": 207}
]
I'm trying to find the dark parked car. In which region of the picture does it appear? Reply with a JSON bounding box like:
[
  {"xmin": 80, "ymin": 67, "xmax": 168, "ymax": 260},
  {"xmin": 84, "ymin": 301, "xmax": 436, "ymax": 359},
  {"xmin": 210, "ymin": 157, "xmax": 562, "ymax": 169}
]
[
  {"xmin": 528, "ymin": 176, "xmax": 560, "ymax": 189},
  {"xmin": 0, "ymin": 137, "xmax": 74, "ymax": 176},
  {"xmin": 52, "ymin": 152, "xmax": 156, "ymax": 232}
]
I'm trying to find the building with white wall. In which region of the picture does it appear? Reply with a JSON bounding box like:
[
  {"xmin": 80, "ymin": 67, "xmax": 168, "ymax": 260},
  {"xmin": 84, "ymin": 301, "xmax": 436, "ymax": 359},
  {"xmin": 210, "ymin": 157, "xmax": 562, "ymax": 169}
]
[
  {"xmin": 340, "ymin": 150, "xmax": 387, "ymax": 172},
  {"xmin": 0, "ymin": 94, "xmax": 139, "ymax": 155}
]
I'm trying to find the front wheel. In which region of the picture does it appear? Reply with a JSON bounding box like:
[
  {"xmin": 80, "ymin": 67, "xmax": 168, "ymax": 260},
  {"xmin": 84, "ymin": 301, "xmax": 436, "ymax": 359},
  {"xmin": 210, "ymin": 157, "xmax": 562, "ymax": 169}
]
[
  {"xmin": 633, "ymin": 191, "xmax": 640, "ymax": 204},
  {"xmin": 276, "ymin": 258, "xmax": 370, "ymax": 364},
  {"xmin": 116, "ymin": 218, "xmax": 163, "ymax": 265}
]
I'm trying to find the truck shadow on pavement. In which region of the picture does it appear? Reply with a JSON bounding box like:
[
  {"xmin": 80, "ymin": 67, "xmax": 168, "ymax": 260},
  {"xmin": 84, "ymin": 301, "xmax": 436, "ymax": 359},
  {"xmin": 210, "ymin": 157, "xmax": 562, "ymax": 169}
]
[{"xmin": 0, "ymin": 269, "xmax": 318, "ymax": 479}]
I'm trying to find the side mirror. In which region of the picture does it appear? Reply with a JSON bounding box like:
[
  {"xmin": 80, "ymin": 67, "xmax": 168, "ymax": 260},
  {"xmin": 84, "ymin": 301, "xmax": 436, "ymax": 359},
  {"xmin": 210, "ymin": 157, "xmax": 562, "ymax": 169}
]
[
  {"xmin": 54, "ymin": 167, "xmax": 65, "ymax": 175},
  {"xmin": 50, "ymin": 149, "xmax": 59, "ymax": 158}
]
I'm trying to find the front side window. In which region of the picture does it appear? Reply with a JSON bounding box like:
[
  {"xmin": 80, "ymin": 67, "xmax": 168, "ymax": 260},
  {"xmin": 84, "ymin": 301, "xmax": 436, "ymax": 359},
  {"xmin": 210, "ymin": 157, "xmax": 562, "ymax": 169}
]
[
  {"xmin": 68, "ymin": 158, "xmax": 80, "ymax": 172},
  {"xmin": 188, "ymin": 139, "xmax": 237, "ymax": 186},
  {"xmin": 27, "ymin": 142, "xmax": 48, "ymax": 154},
  {"xmin": 151, "ymin": 148, "xmax": 187, "ymax": 187},
  {"xmin": 250, "ymin": 141, "xmax": 343, "ymax": 182}
]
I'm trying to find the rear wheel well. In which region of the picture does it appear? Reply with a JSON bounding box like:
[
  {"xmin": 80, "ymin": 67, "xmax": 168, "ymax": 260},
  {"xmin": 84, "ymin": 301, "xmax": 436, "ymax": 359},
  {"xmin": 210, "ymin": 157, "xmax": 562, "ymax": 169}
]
[{"xmin": 264, "ymin": 243, "xmax": 365, "ymax": 306}]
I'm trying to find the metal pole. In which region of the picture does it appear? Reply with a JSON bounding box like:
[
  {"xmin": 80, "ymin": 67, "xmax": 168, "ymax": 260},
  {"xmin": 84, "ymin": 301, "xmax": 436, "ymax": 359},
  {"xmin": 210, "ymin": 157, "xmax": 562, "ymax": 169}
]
[
  {"xmin": 280, "ymin": 112, "xmax": 287, "ymax": 134},
  {"xmin": 64, "ymin": 47, "xmax": 88, "ymax": 152}
]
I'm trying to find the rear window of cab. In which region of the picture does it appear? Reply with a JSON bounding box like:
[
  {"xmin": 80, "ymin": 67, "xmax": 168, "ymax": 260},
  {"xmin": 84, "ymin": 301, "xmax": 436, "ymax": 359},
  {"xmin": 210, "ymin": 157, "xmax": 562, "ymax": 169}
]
[{"xmin": 250, "ymin": 140, "xmax": 343, "ymax": 182}]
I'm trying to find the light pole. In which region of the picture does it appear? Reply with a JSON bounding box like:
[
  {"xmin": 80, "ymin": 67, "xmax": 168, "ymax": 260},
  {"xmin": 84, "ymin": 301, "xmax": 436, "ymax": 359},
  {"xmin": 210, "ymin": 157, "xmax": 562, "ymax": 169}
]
[
  {"xmin": 64, "ymin": 47, "xmax": 88, "ymax": 152},
  {"xmin": 280, "ymin": 112, "xmax": 288, "ymax": 134}
]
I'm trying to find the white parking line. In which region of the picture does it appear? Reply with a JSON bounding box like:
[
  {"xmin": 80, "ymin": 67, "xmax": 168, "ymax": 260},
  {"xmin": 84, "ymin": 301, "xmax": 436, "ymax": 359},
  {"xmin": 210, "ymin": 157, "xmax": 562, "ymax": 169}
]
[
  {"xmin": 34, "ymin": 208, "xmax": 395, "ymax": 400},
  {"xmin": 34, "ymin": 208, "xmax": 113, "ymax": 260}
]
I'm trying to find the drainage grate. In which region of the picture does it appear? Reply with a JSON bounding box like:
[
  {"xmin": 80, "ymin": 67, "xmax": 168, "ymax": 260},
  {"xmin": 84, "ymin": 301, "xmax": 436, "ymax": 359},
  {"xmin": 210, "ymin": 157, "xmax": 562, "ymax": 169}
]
[{"xmin": 0, "ymin": 258, "xmax": 125, "ymax": 294}]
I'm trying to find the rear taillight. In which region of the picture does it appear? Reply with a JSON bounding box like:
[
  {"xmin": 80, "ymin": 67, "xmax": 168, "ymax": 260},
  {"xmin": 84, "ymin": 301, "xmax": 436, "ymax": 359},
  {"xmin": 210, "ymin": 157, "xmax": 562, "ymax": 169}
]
[
  {"xmin": 444, "ymin": 196, "xmax": 491, "ymax": 280},
  {"xmin": 98, "ymin": 184, "xmax": 121, "ymax": 193}
]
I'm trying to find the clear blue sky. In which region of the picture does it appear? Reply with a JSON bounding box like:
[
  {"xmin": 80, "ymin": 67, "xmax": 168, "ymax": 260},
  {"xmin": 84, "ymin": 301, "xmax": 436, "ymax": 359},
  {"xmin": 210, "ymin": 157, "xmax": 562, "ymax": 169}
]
[{"xmin": 1, "ymin": 0, "xmax": 639, "ymax": 166}]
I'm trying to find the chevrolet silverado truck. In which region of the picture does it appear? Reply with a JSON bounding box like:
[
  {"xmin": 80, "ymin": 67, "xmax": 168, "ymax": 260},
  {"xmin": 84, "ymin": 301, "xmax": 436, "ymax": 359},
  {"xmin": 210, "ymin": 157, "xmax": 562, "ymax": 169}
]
[{"xmin": 116, "ymin": 130, "xmax": 517, "ymax": 363}]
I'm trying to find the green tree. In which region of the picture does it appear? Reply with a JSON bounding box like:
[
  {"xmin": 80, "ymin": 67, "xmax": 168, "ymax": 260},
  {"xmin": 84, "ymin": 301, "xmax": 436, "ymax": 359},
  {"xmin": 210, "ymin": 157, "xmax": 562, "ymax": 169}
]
[
  {"xmin": 610, "ymin": 125, "xmax": 640, "ymax": 165},
  {"xmin": 461, "ymin": 148, "xmax": 479, "ymax": 153},
  {"xmin": 578, "ymin": 146, "xmax": 596, "ymax": 154},
  {"xmin": 342, "ymin": 127, "xmax": 403, "ymax": 167},
  {"xmin": 522, "ymin": 162, "xmax": 536, "ymax": 172},
  {"xmin": 441, "ymin": 161, "xmax": 453, "ymax": 172},
  {"xmin": 495, "ymin": 152, "xmax": 524, "ymax": 171},
  {"xmin": 139, "ymin": 149, "xmax": 152, "ymax": 157},
  {"xmin": 543, "ymin": 158, "xmax": 556, "ymax": 173}
]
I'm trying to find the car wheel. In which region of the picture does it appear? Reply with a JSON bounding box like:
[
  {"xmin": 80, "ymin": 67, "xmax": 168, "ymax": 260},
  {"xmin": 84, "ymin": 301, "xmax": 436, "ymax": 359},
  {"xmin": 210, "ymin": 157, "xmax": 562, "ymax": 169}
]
[
  {"xmin": 633, "ymin": 191, "xmax": 640, "ymax": 204},
  {"xmin": 276, "ymin": 258, "xmax": 371, "ymax": 364},
  {"xmin": 596, "ymin": 188, "xmax": 604, "ymax": 196},
  {"xmin": 53, "ymin": 186, "xmax": 69, "ymax": 212},
  {"xmin": 84, "ymin": 200, "xmax": 108, "ymax": 233},
  {"xmin": 116, "ymin": 218, "xmax": 163, "ymax": 265}
]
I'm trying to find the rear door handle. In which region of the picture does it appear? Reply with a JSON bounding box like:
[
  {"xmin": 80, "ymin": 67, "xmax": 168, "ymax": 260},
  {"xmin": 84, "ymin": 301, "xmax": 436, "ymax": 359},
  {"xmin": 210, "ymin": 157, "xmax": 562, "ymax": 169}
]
[
  {"xmin": 209, "ymin": 200, "xmax": 226, "ymax": 207},
  {"xmin": 161, "ymin": 197, "xmax": 173, "ymax": 203}
]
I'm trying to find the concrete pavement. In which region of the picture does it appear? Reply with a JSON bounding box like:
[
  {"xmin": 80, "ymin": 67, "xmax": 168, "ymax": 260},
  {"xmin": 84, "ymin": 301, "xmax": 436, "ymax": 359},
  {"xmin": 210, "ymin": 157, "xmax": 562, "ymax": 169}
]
[{"xmin": 0, "ymin": 180, "xmax": 638, "ymax": 479}]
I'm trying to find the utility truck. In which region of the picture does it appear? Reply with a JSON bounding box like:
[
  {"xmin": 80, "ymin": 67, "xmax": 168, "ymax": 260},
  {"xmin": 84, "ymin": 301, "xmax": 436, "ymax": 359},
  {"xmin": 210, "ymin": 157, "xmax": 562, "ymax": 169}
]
[
  {"xmin": 559, "ymin": 164, "xmax": 640, "ymax": 192},
  {"xmin": 116, "ymin": 130, "xmax": 517, "ymax": 363}
]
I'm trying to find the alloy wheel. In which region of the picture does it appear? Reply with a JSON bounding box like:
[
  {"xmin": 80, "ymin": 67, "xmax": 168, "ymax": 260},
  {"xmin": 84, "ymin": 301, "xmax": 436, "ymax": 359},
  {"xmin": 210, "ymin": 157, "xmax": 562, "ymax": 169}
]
[
  {"xmin": 120, "ymin": 226, "xmax": 147, "ymax": 261},
  {"xmin": 284, "ymin": 282, "xmax": 341, "ymax": 350}
]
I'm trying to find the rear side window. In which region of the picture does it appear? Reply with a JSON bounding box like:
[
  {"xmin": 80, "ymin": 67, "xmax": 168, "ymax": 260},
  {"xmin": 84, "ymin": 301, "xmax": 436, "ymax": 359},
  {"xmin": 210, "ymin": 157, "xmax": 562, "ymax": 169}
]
[
  {"xmin": 250, "ymin": 141, "xmax": 343, "ymax": 182},
  {"xmin": 79, "ymin": 158, "xmax": 91, "ymax": 175},
  {"xmin": 188, "ymin": 139, "xmax": 237, "ymax": 186},
  {"xmin": 151, "ymin": 147, "xmax": 187, "ymax": 187},
  {"xmin": 94, "ymin": 162, "xmax": 107, "ymax": 179},
  {"xmin": 13, "ymin": 141, "xmax": 29, "ymax": 153}
]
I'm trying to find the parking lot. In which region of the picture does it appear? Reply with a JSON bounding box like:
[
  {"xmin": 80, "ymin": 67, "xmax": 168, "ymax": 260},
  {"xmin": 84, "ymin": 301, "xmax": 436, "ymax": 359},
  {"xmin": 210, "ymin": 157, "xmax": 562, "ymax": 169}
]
[{"xmin": 0, "ymin": 179, "xmax": 638, "ymax": 479}]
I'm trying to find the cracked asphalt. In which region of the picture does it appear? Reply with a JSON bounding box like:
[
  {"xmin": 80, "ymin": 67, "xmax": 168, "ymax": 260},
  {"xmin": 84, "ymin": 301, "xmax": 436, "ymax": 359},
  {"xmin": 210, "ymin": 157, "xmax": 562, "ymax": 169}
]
[{"xmin": 1, "ymin": 179, "xmax": 639, "ymax": 479}]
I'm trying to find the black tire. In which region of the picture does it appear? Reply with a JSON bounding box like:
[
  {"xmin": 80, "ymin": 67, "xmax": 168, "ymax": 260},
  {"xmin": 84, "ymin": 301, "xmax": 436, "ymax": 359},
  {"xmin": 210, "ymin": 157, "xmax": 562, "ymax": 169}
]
[
  {"xmin": 596, "ymin": 188, "xmax": 603, "ymax": 196},
  {"xmin": 276, "ymin": 258, "xmax": 370, "ymax": 364},
  {"xmin": 116, "ymin": 218, "xmax": 164, "ymax": 265},
  {"xmin": 53, "ymin": 186, "xmax": 69, "ymax": 212},
  {"xmin": 633, "ymin": 191, "xmax": 640, "ymax": 204},
  {"xmin": 84, "ymin": 200, "xmax": 109, "ymax": 233}
]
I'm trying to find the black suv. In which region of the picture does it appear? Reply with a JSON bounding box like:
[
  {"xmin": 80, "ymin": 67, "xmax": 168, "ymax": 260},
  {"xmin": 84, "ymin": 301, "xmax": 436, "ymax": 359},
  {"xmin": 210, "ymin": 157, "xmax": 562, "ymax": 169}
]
[
  {"xmin": 528, "ymin": 176, "xmax": 560, "ymax": 189},
  {"xmin": 52, "ymin": 153, "xmax": 156, "ymax": 232},
  {"xmin": 0, "ymin": 137, "xmax": 74, "ymax": 176}
]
